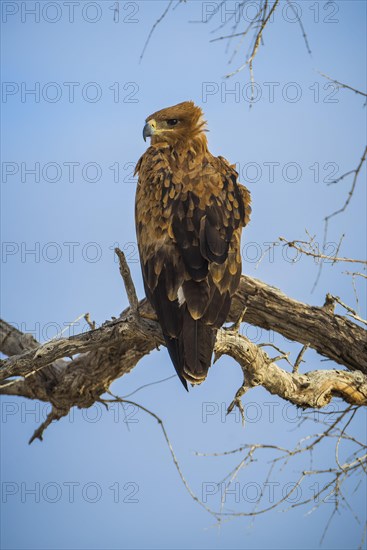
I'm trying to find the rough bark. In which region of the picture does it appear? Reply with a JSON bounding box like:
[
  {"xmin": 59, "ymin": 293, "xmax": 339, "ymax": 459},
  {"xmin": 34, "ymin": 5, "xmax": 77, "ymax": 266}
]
[
  {"xmin": 215, "ymin": 329, "xmax": 367, "ymax": 411},
  {"xmin": 1, "ymin": 274, "xmax": 366, "ymax": 441},
  {"xmin": 229, "ymin": 276, "xmax": 367, "ymax": 374}
]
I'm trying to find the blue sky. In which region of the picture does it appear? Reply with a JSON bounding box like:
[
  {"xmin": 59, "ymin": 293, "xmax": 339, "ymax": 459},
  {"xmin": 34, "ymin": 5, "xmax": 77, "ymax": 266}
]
[{"xmin": 1, "ymin": 1, "xmax": 366, "ymax": 549}]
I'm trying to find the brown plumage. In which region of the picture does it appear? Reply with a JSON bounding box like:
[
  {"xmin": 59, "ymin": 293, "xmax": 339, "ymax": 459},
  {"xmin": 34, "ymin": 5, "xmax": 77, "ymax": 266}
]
[{"xmin": 134, "ymin": 101, "xmax": 251, "ymax": 390}]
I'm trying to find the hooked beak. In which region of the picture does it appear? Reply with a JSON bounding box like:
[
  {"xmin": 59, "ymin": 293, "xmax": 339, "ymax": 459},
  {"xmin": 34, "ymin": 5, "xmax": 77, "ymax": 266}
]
[{"xmin": 143, "ymin": 121, "xmax": 155, "ymax": 142}]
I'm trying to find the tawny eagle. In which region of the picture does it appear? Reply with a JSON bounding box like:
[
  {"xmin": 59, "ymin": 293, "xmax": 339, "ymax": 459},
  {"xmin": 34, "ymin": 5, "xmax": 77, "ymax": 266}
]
[{"xmin": 134, "ymin": 101, "xmax": 251, "ymax": 390}]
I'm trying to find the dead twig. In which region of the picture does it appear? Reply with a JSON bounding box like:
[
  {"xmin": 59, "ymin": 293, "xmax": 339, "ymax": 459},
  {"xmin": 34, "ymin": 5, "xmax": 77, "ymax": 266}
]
[
  {"xmin": 115, "ymin": 247, "xmax": 139, "ymax": 313},
  {"xmin": 318, "ymin": 71, "xmax": 367, "ymax": 100},
  {"xmin": 279, "ymin": 236, "xmax": 366, "ymax": 265}
]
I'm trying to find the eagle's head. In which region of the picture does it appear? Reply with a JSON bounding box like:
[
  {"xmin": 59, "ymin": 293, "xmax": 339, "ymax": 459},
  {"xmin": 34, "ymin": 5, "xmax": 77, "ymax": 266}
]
[{"xmin": 142, "ymin": 101, "xmax": 207, "ymax": 147}]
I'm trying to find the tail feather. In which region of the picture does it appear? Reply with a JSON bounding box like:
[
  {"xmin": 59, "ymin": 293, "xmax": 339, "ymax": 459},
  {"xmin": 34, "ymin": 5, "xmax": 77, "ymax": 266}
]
[
  {"xmin": 163, "ymin": 307, "xmax": 216, "ymax": 389},
  {"xmin": 164, "ymin": 334, "xmax": 188, "ymax": 391},
  {"xmin": 182, "ymin": 312, "xmax": 216, "ymax": 384}
]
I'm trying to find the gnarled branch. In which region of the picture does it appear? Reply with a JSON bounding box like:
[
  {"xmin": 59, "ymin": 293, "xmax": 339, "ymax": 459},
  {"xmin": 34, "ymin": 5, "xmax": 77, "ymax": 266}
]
[
  {"xmin": 215, "ymin": 328, "xmax": 367, "ymax": 409},
  {"xmin": 1, "ymin": 253, "xmax": 366, "ymax": 442}
]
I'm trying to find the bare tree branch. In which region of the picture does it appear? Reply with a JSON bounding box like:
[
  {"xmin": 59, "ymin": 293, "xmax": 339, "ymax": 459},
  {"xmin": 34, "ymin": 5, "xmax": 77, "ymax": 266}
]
[
  {"xmin": 230, "ymin": 276, "xmax": 367, "ymax": 374},
  {"xmin": 1, "ymin": 249, "xmax": 366, "ymax": 444},
  {"xmin": 225, "ymin": 0, "xmax": 280, "ymax": 103},
  {"xmin": 318, "ymin": 71, "xmax": 367, "ymax": 100},
  {"xmin": 216, "ymin": 327, "xmax": 367, "ymax": 408},
  {"xmin": 102, "ymin": 392, "xmax": 217, "ymax": 518},
  {"xmin": 1, "ymin": 271, "xmax": 366, "ymax": 387},
  {"xmin": 194, "ymin": 405, "xmax": 366, "ymax": 535},
  {"xmin": 115, "ymin": 247, "xmax": 139, "ymax": 313},
  {"xmin": 324, "ymin": 145, "xmax": 367, "ymax": 224},
  {"xmin": 286, "ymin": 0, "xmax": 312, "ymax": 56},
  {"xmin": 315, "ymin": 145, "xmax": 367, "ymax": 290},
  {"xmin": 139, "ymin": 1, "xmax": 175, "ymax": 63},
  {"xmin": 0, "ymin": 319, "xmax": 38, "ymax": 356},
  {"xmin": 278, "ymin": 236, "xmax": 367, "ymax": 266}
]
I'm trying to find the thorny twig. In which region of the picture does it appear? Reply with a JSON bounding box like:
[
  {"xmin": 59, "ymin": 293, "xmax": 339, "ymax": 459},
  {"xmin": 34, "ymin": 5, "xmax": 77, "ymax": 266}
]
[
  {"xmin": 194, "ymin": 406, "xmax": 365, "ymax": 543},
  {"xmin": 225, "ymin": 0, "xmax": 280, "ymax": 105},
  {"xmin": 286, "ymin": 0, "xmax": 312, "ymax": 55},
  {"xmin": 328, "ymin": 296, "xmax": 367, "ymax": 327},
  {"xmin": 139, "ymin": 1, "xmax": 175, "ymax": 63},
  {"xmin": 318, "ymin": 71, "xmax": 367, "ymax": 101},
  {"xmin": 315, "ymin": 145, "xmax": 367, "ymax": 291},
  {"xmin": 278, "ymin": 236, "xmax": 367, "ymax": 266}
]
